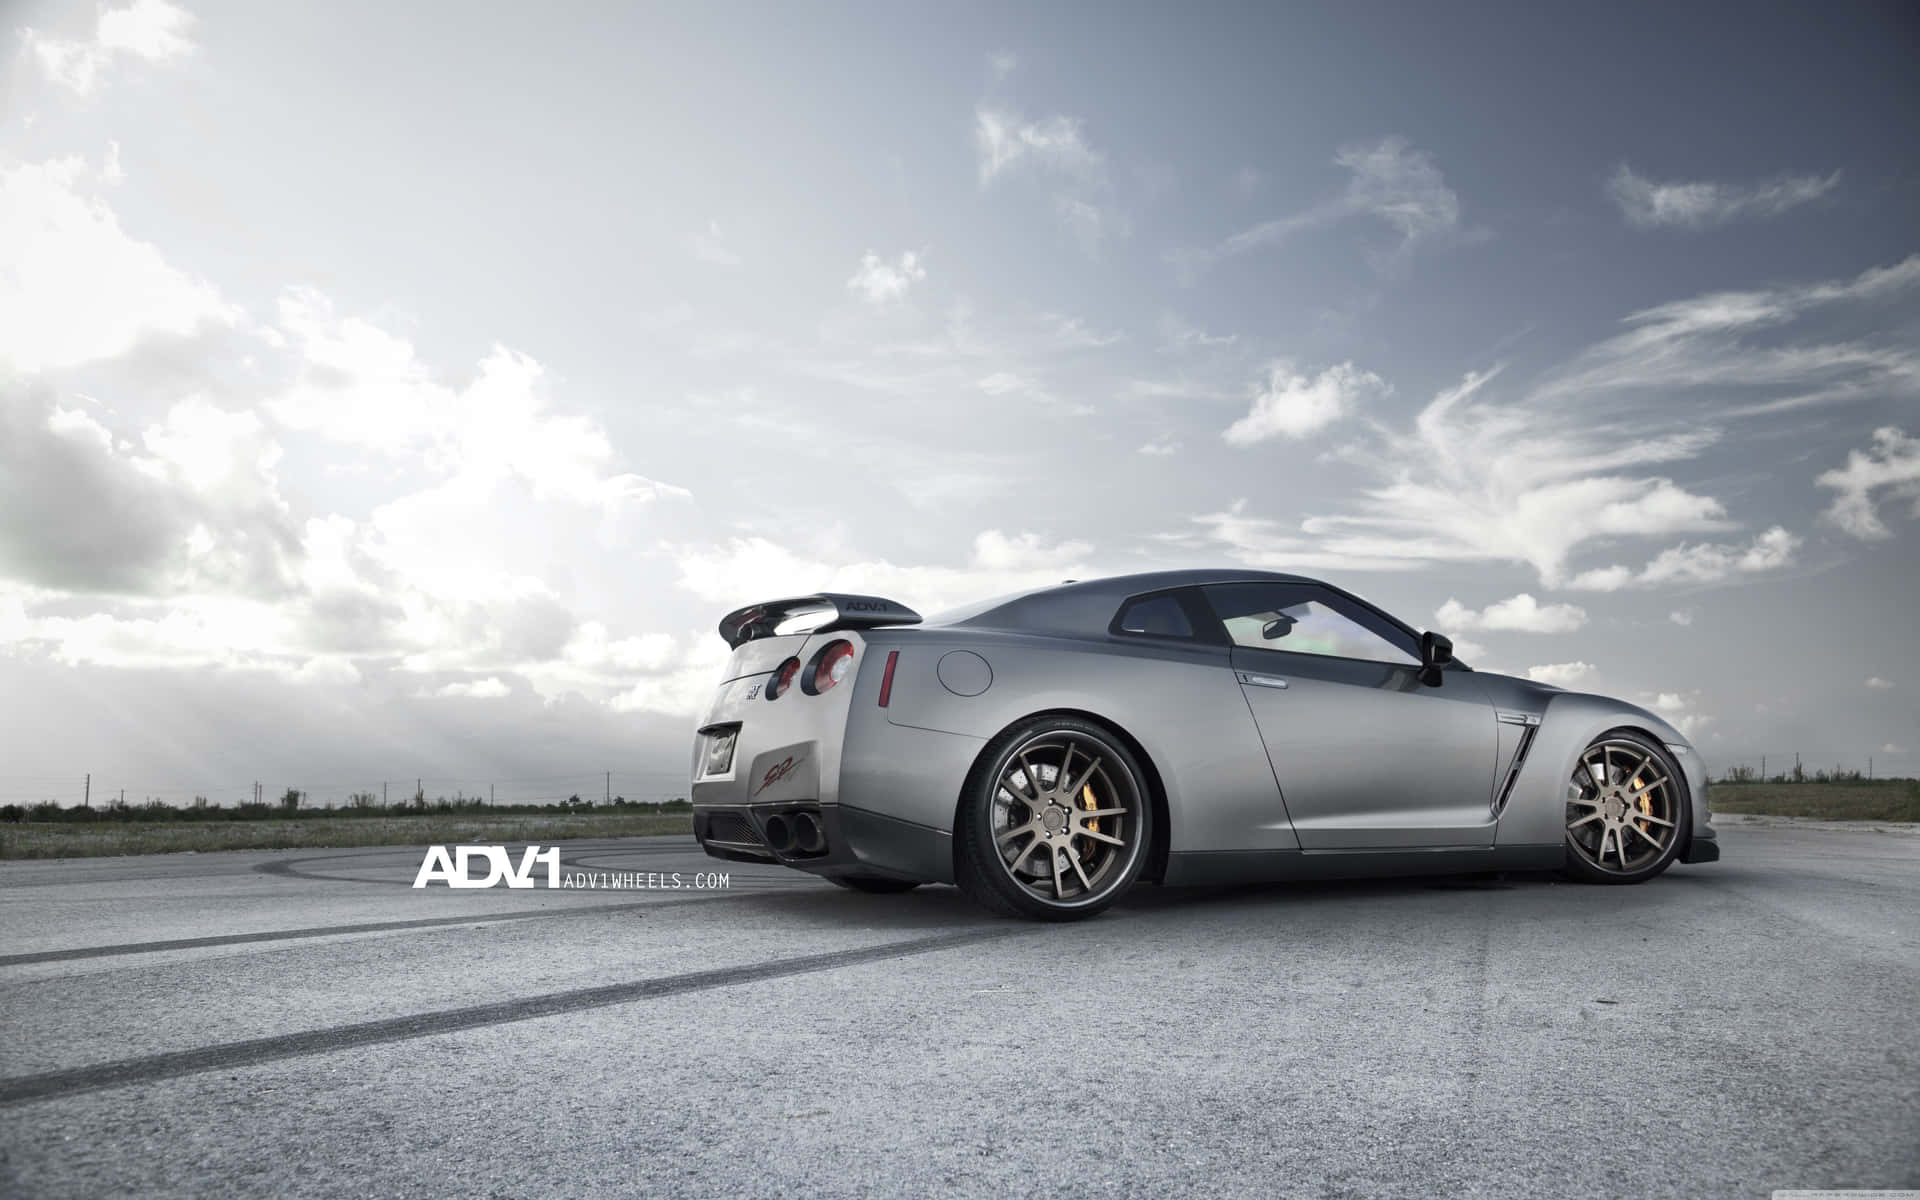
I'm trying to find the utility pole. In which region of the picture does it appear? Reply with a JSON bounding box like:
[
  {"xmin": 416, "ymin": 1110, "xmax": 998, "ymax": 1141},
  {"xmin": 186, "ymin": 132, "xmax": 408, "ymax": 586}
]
[
  {"xmin": 83, "ymin": 773, "xmax": 90, "ymax": 809},
  {"xmin": 1761, "ymin": 755, "xmax": 1766, "ymax": 781},
  {"xmin": 1868, "ymin": 757, "xmax": 1873, "ymax": 780},
  {"xmin": 606, "ymin": 771, "xmax": 611, "ymax": 805},
  {"xmin": 383, "ymin": 780, "xmax": 387, "ymax": 805},
  {"xmin": 490, "ymin": 783, "xmax": 495, "ymax": 807}
]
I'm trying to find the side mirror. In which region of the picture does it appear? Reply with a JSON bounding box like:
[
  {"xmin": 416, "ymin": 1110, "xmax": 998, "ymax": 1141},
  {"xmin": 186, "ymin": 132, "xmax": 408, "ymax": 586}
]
[{"xmin": 1419, "ymin": 631, "xmax": 1453, "ymax": 687}]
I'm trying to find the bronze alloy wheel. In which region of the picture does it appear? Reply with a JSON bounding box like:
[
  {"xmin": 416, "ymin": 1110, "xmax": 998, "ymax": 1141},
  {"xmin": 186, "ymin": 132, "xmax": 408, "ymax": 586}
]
[
  {"xmin": 957, "ymin": 716, "xmax": 1152, "ymax": 920},
  {"xmin": 1564, "ymin": 733, "xmax": 1688, "ymax": 884}
]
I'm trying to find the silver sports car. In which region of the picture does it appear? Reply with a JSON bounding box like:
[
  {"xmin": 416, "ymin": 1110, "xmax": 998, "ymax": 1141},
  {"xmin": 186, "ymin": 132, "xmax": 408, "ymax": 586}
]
[{"xmin": 690, "ymin": 570, "xmax": 1719, "ymax": 920}]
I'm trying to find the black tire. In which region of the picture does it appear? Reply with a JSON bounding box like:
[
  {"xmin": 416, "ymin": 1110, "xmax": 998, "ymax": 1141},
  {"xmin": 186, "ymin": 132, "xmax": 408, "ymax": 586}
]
[
  {"xmin": 955, "ymin": 715, "xmax": 1153, "ymax": 921},
  {"xmin": 829, "ymin": 874, "xmax": 921, "ymax": 894},
  {"xmin": 1562, "ymin": 729, "xmax": 1692, "ymax": 885}
]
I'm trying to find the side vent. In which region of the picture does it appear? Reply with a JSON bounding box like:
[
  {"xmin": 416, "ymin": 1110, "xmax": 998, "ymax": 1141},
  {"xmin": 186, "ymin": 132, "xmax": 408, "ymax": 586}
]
[{"xmin": 1493, "ymin": 711, "xmax": 1541, "ymax": 817}]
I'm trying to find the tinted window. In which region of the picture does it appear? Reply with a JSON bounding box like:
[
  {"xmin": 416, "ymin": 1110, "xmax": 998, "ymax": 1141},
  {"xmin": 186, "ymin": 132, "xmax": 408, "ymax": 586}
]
[
  {"xmin": 1114, "ymin": 593, "xmax": 1194, "ymax": 639},
  {"xmin": 1202, "ymin": 583, "xmax": 1418, "ymax": 666}
]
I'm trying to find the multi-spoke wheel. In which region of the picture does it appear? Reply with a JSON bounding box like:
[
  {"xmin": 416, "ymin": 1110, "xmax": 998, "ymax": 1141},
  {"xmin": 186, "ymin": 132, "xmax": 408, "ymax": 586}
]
[
  {"xmin": 956, "ymin": 716, "xmax": 1152, "ymax": 921},
  {"xmin": 1563, "ymin": 730, "xmax": 1689, "ymax": 884}
]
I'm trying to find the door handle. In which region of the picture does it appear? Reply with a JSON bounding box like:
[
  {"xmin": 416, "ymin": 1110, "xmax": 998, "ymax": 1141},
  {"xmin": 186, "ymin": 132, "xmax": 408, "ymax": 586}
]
[{"xmin": 1237, "ymin": 671, "xmax": 1289, "ymax": 690}]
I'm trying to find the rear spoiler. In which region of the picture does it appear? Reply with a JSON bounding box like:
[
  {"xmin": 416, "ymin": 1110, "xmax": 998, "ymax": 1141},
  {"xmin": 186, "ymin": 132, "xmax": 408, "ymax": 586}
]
[{"xmin": 717, "ymin": 593, "xmax": 923, "ymax": 648}]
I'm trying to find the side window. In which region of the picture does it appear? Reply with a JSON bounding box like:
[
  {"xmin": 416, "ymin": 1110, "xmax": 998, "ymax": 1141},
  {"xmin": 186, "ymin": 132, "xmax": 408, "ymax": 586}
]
[
  {"xmin": 1113, "ymin": 593, "xmax": 1194, "ymax": 639},
  {"xmin": 1201, "ymin": 583, "xmax": 1419, "ymax": 667}
]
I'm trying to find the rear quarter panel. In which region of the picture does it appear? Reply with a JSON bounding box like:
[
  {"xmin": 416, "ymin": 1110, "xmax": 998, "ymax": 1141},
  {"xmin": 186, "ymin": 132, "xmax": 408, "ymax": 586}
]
[{"xmin": 846, "ymin": 630, "xmax": 1295, "ymax": 854}]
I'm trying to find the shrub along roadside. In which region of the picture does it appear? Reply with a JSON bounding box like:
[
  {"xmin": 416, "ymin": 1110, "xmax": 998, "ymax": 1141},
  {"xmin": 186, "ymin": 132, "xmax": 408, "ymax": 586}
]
[
  {"xmin": 1708, "ymin": 781, "xmax": 1920, "ymax": 822},
  {"xmin": 0, "ymin": 812, "xmax": 693, "ymax": 859},
  {"xmin": 0, "ymin": 794, "xmax": 690, "ymax": 825}
]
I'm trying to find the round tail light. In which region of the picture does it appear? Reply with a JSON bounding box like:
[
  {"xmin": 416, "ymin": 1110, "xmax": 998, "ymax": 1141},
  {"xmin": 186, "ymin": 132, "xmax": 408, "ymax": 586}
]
[
  {"xmin": 805, "ymin": 640, "xmax": 856, "ymax": 695},
  {"xmin": 765, "ymin": 657, "xmax": 801, "ymax": 701}
]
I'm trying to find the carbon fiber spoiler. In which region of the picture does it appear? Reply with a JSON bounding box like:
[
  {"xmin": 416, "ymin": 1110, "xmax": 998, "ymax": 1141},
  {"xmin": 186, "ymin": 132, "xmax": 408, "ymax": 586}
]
[{"xmin": 717, "ymin": 593, "xmax": 923, "ymax": 648}]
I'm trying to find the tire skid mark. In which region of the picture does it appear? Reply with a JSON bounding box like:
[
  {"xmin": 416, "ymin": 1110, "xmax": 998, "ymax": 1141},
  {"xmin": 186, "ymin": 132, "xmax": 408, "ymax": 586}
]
[
  {"xmin": 0, "ymin": 925, "xmax": 1020, "ymax": 1107},
  {"xmin": 2, "ymin": 884, "xmax": 839, "ymax": 969},
  {"xmin": 0, "ymin": 903, "xmax": 655, "ymax": 967}
]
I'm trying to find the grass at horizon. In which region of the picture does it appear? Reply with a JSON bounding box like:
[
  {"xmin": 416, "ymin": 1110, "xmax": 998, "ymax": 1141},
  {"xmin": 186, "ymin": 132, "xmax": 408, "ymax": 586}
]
[
  {"xmin": 1709, "ymin": 782, "xmax": 1920, "ymax": 822},
  {"xmin": 0, "ymin": 813, "xmax": 695, "ymax": 860}
]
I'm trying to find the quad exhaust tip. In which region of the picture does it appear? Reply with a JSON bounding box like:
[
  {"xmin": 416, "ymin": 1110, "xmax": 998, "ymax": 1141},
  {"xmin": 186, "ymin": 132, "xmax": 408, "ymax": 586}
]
[
  {"xmin": 761, "ymin": 813, "xmax": 795, "ymax": 853},
  {"xmin": 792, "ymin": 811, "xmax": 825, "ymax": 855}
]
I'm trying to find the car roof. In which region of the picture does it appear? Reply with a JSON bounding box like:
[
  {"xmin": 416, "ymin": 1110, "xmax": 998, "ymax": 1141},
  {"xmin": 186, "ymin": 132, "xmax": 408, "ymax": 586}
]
[{"xmin": 930, "ymin": 568, "xmax": 1318, "ymax": 636}]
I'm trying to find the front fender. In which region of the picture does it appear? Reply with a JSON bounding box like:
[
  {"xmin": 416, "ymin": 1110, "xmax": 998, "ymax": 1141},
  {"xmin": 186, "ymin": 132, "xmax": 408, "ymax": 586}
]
[{"xmin": 1494, "ymin": 692, "xmax": 1709, "ymax": 852}]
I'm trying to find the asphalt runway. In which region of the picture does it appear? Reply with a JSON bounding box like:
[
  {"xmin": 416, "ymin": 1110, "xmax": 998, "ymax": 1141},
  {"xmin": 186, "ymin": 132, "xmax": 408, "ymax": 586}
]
[{"xmin": 2, "ymin": 816, "xmax": 1915, "ymax": 1198}]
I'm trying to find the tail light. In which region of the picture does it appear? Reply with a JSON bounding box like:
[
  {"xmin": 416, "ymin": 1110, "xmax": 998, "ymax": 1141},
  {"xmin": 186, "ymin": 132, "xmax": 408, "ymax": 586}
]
[
  {"xmin": 804, "ymin": 640, "xmax": 855, "ymax": 695},
  {"xmin": 766, "ymin": 656, "xmax": 801, "ymax": 701},
  {"xmin": 877, "ymin": 650, "xmax": 899, "ymax": 707}
]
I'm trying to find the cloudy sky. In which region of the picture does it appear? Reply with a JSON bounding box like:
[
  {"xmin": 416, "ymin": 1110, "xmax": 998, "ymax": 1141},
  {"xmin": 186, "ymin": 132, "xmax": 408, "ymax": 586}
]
[{"xmin": 2, "ymin": 1, "xmax": 1916, "ymax": 805}]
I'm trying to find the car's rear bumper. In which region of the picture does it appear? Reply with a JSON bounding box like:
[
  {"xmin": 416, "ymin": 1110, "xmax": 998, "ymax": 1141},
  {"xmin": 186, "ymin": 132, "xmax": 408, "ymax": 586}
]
[{"xmin": 694, "ymin": 801, "xmax": 953, "ymax": 884}]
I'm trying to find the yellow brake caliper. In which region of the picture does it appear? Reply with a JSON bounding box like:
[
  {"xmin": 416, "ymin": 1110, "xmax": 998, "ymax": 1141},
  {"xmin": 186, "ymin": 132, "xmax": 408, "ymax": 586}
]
[{"xmin": 1081, "ymin": 783, "xmax": 1099, "ymax": 836}]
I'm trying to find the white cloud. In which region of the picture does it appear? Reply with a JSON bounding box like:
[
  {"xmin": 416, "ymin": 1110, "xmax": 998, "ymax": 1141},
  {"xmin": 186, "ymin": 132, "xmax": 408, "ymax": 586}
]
[
  {"xmin": 972, "ymin": 530, "xmax": 1092, "ymax": 571},
  {"xmin": 973, "ymin": 94, "xmax": 1122, "ymax": 252},
  {"xmin": 977, "ymin": 371, "xmax": 1031, "ymax": 397},
  {"xmin": 292, "ymin": 656, "xmax": 361, "ymax": 687},
  {"xmin": 1164, "ymin": 500, "xmax": 1429, "ymax": 574},
  {"xmin": 28, "ymin": 601, "xmax": 286, "ymax": 673},
  {"xmin": 1335, "ymin": 136, "xmax": 1463, "ymax": 249},
  {"xmin": 1527, "ymin": 661, "xmax": 1596, "ymax": 688},
  {"xmin": 1186, "ymin": 136, "xmax": 1465, "ymax": 272},
  {"xmin": 974, "ymin": 108, "xmax": 1103, "ymax": 184},
  {"xmin": 1568, "ymin": 527, "xmax": 1800, "ymax": 591},
  {"xmin": 25, "ymin": 0, "xmax": 195, "ymax": 94},
  {"xmin": 1436, "ymin": 593, "xmax": 1587, "ymax": 634},
  {"xmin": 435, "ymin": 677, "xmax": 510, "ymax": 699},
  {"xmin": 846, "ymin": 251, "xmax": 926, "ymax": 304},
  {"xmin": 673, "ymin": 530, "xmax": 1095, "ymax": 617},
  {"xmin": 1, "ymin": 388, "xmax": 298, "ymax": 596},
  {"xmin": 0, "ymin": 155, "xmax": 233, "ymax": 374},
  {"xmin": 1669, "ymin": 609, "xmax": 1695, "ymax": 626},
  {"xmin": 1649, "ymin": 691, "xmax": 1712, "ymax": 738},
  {"xmin": 1292, "ymin": 368, "xmax": 1730, "ymax": 585},
  {"xmin": 1054, "ymin": 195, "xmax": 1130, "ymax": 254},
  {"xmin": 1883, "ymin": 744, "xmax": 1908, "ymax": 755},
  {"xmin": 1037, "ymin": 312, "xmax": 1122, "ymax": 350},
  {"xmin": 688, "ymin": 220, "xmax": 741, "ymax": 267},
  {"xmin": 1158, "ymin": 314, "xmax": 1236, "ymax": 352},
  {"xmin": 1448, "ymin": 636, "xmax": 1489, "ymax": 662},
  {"xmin": 1817, "ymin": 427, "xmax": 1920, "ymax": 540},
  {"xmin": 606, "ymin": 634, "xmax": 733, "ymax": 718},
  {"xmin": 1223, "ymin": 361, "xmax": 1385, "ymax": 445},
  {"xmin": 1865, "ymin": 677, "xmax": 1894, "ymax": 690},
  {"xmin": 1137, "ymin": 436, "xmax": 1180, "ymax": 457},
  {"xmin": 1608, "ymin": 165, "xmax": 1839, "ymax": 229},
  {"xmin": 1533, "ymin": 255, "xmax": 1920, "ymax": 412},
  {"xmin": 269, "ymin": 288, "xmax": 688, "ymax": 513}
]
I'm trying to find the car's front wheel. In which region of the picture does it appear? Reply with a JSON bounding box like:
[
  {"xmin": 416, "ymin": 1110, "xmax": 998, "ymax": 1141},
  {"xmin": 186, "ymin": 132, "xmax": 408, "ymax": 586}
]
[
  {"xmin": 955, "ymin": 716, "xmax": 1152, "ymax": 921},
  {"xmin": 1563, "ymin": 730, "xmax": 1690, "ymax": 885}
]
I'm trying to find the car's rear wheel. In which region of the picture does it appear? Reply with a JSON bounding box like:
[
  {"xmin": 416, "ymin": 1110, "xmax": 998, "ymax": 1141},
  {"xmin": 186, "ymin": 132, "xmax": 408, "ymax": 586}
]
[
  {"xmin": 829, "ymin": 874, "xmax": 920, "ymax": 894},
  {"xmin": 956, "ymin": 716, "xmax": 1152, "ymax": 921},
  {"xmin": 1563, "ymin": 730, "xmax": 1690, "ymax": 885}
]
